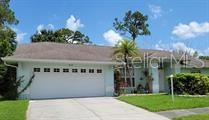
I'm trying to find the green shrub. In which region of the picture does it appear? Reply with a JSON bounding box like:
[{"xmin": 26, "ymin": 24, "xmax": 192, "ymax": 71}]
[
  {"xmin": 168, "ymin": 73, "xmax": 209, "ymax": 95},
  {"xmin": 0, "ymin": 64, "xmax": 19, "ymax": 100}
]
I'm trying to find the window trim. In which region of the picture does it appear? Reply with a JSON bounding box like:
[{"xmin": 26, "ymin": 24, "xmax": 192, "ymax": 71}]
[
  {"xmin": 97, "ymin": 69, "xmax": 102, "ymax": 73},
  {"xmin": 81, "ymin": 69, "xmax": 86, "ymax": 73},
  {"xmin": 89, "ymin": 69, "xmax": 94, "ymax": 73},
  {"xmin": 63, "ymin": 68, "xmax": 69, "ymax": 73},
  {"xmin": 54, "ymin": 68, "xmax": 60, "ymax": 72},
  {"xmin": 72, "ymin": 69, "xmax": 78, "ymax": 73},
  {"xmin": 44, "ymin": 68, "xmax": 50, "ymax": 72},
  {"xmin": 34, "ymin": 68, "xmax": 40, "ymax": 72}
]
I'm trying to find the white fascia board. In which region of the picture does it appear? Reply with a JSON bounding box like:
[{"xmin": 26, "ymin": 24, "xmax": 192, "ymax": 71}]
[{"xmin": 1, "ymin": 57, "xmax": 122, "ymax": 65}]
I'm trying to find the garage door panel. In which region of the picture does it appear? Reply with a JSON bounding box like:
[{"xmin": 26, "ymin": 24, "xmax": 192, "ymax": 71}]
[{"xmin": 30, "ymin": 69, "xmax": 105, "ymax": 99}]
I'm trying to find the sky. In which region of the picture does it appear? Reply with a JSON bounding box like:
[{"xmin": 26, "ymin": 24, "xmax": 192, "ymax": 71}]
[{"xmin": 10, "ymin": 0, "xmax": 209, "ymax": 55}]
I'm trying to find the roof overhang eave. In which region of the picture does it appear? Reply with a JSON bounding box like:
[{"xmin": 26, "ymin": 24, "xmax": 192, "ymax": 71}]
[{"xmin": 1, "ymin": 57, "xmax": 122, "ymax": 65}]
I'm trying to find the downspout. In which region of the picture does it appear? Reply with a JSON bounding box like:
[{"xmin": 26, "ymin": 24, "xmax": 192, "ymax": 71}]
[{"xmin": 3, "ymin": 61, "xmax": 18, "ymax": 69}]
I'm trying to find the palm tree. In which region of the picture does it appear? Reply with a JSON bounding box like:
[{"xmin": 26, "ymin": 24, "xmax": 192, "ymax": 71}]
[
  {"xmin": 113, "ymin": 39, "xmax": 139, "ymax": 63},
  {"xmin": 113, "ymin": 39, "xmax": 139, "ymax": 94}
]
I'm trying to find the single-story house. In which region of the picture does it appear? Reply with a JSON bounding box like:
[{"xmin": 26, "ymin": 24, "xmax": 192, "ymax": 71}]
[{"xmin": 2, "ymin": 42, "xmax": 209, "ymax": 99}]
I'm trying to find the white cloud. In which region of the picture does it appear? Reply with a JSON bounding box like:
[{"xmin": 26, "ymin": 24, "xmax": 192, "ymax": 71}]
[
  {"xmin": 172, "ymin": 21, "xmax": 209, "ymax": 39},
  {"xmin": 103, "ymin": 29, "xmax": 122, "ymax": 45},
  {"xmin": 149, "ymin": 4, "xmax": 163, "ymax": 19},
  {"xmin": 172, "ymin": 42, "xmax": 196, "ymax": 55},
  {"xmin": 154, "ymin": 41, "xmax": 209, "ymax": 56},
  {"xmin": 154, "ymin": 42, "xmax": 170, "ymax": 51},
  {"xmin": 37, "ymin": 24, "xmax": 55, "ymax": 33},
  {"xmin": 37, "ymin": 24, "xmax": 44, "ymax": 33},
  {"xmin": 16, "ymin": 32, "xmax": 27, "ymax": 43},
  {"xmin": 202, "ymin": 48, "xmax": 209, "ymax": 55},
  {"xmin": 47, "ymin": 24, "xmax": 55, "ymax": 29},
  {"xmin": 66, "ymin": 15, "xmax": 84, "ymax": 31},
  {"xmin": 12, "ymin": 28, "xmax": 27, "ymax": 43}
]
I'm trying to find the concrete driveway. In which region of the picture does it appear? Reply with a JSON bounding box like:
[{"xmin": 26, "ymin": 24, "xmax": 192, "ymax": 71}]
[{"xmin": 27, "ymin": 97, "xmax": 169, "ymax": 120}]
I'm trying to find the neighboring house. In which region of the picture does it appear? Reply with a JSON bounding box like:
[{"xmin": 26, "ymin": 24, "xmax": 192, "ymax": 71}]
[{"xmin": 2, "ymin": 42, "xmax": 209, "ymax": 99}]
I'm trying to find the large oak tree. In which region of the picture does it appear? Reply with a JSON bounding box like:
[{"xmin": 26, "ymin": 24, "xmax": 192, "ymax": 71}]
[{"xmin": 31, "ymin": 28, "xmax": 91, "ymax": 44}]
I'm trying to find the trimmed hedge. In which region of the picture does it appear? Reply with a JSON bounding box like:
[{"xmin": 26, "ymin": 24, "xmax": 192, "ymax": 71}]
[{"xmin": 168, "ymin": 73, "xmax": 209, "ymax": 95}]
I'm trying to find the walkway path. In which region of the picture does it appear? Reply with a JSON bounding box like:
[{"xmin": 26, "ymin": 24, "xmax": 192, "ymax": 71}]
[{"xmin": 157, "ymin": 107, "xmax": 209, "ymax": 119}]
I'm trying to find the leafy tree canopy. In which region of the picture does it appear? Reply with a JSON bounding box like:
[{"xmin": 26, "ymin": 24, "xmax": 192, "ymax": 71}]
[
  {"xmin": 0, "ymin": 0, "xmax": 18, "ymax": 57},
  {"xmin": 0, "ymin": 0, "xmax": 18, "ymax": 28},
  {"xmin": 199, "ymin": 56, "xmax": 209, "ymax": 60},
  {"xmin": 193, "ymin": 51, "xmax": 198, "ymax": 57},
  {"xmin": 0, "ymin": 28, "xmax": 17, "ymax": 57},
  {"xmin": 0, "ymin": 0, "xmax": 19, "ymax": 99},
  {"xmin": 114, "ymin": 10, "xmax": 150, "ymax": 41},
  {"xmin": 31, "ymin": 28, "xmax": 91, "ymax": 44}
]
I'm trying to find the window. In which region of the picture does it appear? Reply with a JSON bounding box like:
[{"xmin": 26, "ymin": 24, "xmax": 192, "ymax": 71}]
[
  {"xmin": 81, "ymin": 69, "xmax": 86, "ymax": 73},
  {"xmin": 34, "ymin": 68, "xmax": 40, "ymax": 72},
  {"xmin": 89, "ymin": 69, "xmax": 94, "ymax": 73},
  {"xmin": 97, "ymin": 69, "xmax": 102, "ymax": 73},
  {"xmin": 72, "ymin": 69, "xmax": 78, "ymax": 73},
  {"xmin": 132, "ymin": 78, "xmax": 135, "ymax": 87},
  {"xmin": 121, "ymin": 77, "xmax": 135, "ymax": 87},
  {"xmin": 54, "ymin": 68, "xmax": 60, "ymax": 72},
  {"xmin": 63, "ymin": 68, "xmax": 69, "ymax": 73},
  {"xmin": 44, "ymin": 68, "xmax": 50, "ymax": 72}
]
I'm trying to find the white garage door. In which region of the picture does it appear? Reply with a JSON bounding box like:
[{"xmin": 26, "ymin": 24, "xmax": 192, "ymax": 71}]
[{"xmin": 30, "ymin": 67, "xmax": 105, "ymax": 99}]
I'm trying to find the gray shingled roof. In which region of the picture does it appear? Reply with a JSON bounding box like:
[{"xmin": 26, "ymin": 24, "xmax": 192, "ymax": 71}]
[
  {"xmin": 2, "ymin": 42, "xmax": 209, "ymax": 67},
  {"xmin": 3, "ymin": 42, "xmax": 176, "ymax": 61},
  {"xmin": 183, "ymin": 58, "xmax": 209, "ymax": 68},
  {"xmin": 5, "ymin": 42, "xmax": 114, "ymax": 62}
]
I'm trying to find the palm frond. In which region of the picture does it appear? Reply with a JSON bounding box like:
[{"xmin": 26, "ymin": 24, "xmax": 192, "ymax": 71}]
[{"xmin": 112, "ymin": 39, "xmax": 140, "ymax": 62}]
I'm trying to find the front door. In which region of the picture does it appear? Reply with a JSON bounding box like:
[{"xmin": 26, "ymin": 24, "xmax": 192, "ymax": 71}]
[{"xmin": 158, "ymin": 69, "xmax": 165, "ymax": 92}]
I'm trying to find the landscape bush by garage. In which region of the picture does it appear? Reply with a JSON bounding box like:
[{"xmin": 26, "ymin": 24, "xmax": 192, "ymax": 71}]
[
  {"xmin": 0, "ymin": 65, "xmax": 19, "ymax": 100},
  {"xmin": 168, "ymin": 73, "xmax": 209, "ymax": 95}
]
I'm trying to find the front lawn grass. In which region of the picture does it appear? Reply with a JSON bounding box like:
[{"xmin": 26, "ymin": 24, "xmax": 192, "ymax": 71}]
[
  {"xmin": 0, "ymin": 99, "xmax": 29, "ymax": 120},
  {"xmin": 173, "ymin": 113, "xmax": 209, "ymax": 120},
  {"xmin": 118, "ymin": 94, "xmax": 209, "ymax": 112}
]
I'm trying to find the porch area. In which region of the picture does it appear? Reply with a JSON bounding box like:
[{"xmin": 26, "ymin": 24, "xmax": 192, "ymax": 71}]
[{"xmin": 115, "ymin": 62, "xmax": 181, "ymax": 94}]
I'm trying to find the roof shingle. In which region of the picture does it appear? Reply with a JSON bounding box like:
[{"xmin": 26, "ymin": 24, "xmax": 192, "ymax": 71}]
[{"xmin": 3, "ymin": 42, "xmax": 209, "ymax": 67}]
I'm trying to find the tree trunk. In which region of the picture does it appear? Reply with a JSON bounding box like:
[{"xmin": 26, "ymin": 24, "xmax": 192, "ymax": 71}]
[
  {"xmin": 114, "ymin": 69, "xmax": 122, "ymax": 95},
  {"xmin": 132, "ymin": 34, "xmax": 136, "ymax": 42}
]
